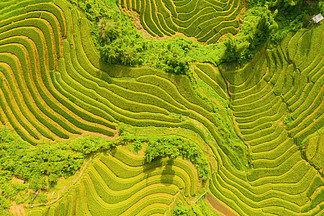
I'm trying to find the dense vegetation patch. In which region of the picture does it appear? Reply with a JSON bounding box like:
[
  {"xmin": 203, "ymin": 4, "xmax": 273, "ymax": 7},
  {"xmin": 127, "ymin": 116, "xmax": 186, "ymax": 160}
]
[
  {"xmin": 224, "ymin": 0, "xmax": 322, "ymax": 62},
  {"xmin": 106, "ymin": 131, "xmax": 210, "ymax": 181},
  {"xmin": 70, "ymin": 0, "xmax": 323, "ymax": 69},
  {"xmin": 0, "ymin": 126, "xmax": 209, "ymax": 214},
  {"xmin": 69, "ymin": 0, "xmax": 225, "ymax": 74},
  {"xmin": 145, "ymin": 137, "xmax": 209, "ymax": 181},
  {"xmin": 0, "ymin": 127, "xmax": 121, "ymax": 214}
]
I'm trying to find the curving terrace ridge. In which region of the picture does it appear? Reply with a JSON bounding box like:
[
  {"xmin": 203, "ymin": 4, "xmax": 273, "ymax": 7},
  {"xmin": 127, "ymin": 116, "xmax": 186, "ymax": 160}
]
[
  {"xmin": 0, "ymin": 0, "xmax": 118, "ymax": 144},
  {"xmin": 119, "ymin": 0, "xmax": 242, "ymax": 43},
  {"xmin": 30, "ymin": 147, "xmax": 199, "ymax": 215},
  {"xmin": 221, "ymin": 22, "xmax": 324, "ymax": 215}
]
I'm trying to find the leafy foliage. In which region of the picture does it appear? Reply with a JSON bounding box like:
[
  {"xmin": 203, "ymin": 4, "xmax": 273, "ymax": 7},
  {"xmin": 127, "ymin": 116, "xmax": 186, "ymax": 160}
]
[
  {"xmin": 0, "ymin": 195, "xmax": 10, "ymax": 216},
  {"xmin": 71, "ymin": 0, "xmax": 323, "ymax": 69},
  {"xmin": 0, "ymin": 126, "xmax": 121, "ymax": 214},
  {"xmin": 145, "ymin": 137, "xmax": 210, "ymax": 181},
  {"xmin": 172, "ymin": 199, "xmax": 221, "ymax": 216},
  {"xmin": 247, "ymin": 0, "xmax": 322, "ymax": 42},
  {"xmin": 94, "ymin": 12, "xmax": 223, "ymax": 74},
  {"xmin": 223, "ymin": 6, "xmax": 278, "ymax": 63},
  {"xmin": 172, "ymin": 201, "xmax": 190, "ymax": 215},
  {"xmin": 70, "ymin": 0, "xmax": 225, "ymax": 74}
]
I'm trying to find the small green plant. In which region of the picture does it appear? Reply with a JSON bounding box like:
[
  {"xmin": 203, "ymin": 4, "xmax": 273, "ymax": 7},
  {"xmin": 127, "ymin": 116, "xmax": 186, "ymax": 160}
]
[
  {"xmin": 132, "ymin": 140, "xmax": 142, "ymax": 153},
  {"xmin": 172, "ymin": 201, "xmax": 190, "ymax": 216},
  {"xmin": 283, "ymin": 114, "xmax": 293, "ymax": 125}
]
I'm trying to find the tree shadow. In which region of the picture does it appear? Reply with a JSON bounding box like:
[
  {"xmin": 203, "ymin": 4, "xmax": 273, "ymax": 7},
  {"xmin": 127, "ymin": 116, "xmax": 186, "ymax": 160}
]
[
  {"xmin": 98, "ymin": 58, "xmax": 133, "ymax": 79},
  {"xmin": 142, "ymin": 158, "xmax": 162, "ymax": 187},
  {"xmin": 142, "ymin": 158, "xmax": 176, "ymax": 187},
  {"xmin": 160, "ymin": 159, "xmax": 175, "ymax": 185}
]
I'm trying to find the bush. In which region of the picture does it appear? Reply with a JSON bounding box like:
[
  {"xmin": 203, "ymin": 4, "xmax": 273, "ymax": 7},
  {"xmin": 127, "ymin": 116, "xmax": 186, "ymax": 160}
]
[
  {"xmin": 172, "ymin": 201, "xmax": 190, "ymax": 216},
  {"xmin": 223, "ymin": 6, "xmax": 278, "ymax": 64},
  {"xmin": 145, "ymin": 136, "xmax": 209, "ymax": 180}
]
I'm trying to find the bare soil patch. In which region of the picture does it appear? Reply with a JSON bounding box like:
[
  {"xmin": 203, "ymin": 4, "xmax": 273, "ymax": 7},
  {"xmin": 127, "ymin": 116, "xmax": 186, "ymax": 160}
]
[{"xmin": 206, "ymin": 193, "xmax": 237, "ymax": 216}]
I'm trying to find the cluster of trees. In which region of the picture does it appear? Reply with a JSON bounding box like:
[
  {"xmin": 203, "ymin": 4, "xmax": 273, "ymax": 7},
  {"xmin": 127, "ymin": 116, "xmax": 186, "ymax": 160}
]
[
  {"xmin": 68, "ymin": 0, "xmax": 118, "ymax": 21},
  {"xmin": 145, "ymin": 136, "xmax": 209, "ymax": 181},
  {"xmin": 223, "ymin": 0, "xmax": 323, "ymax": 64},
  {"xmin": 0, "ymin": 128, "xmax": 210, "ymax": 213},
  {"xmin": 95, "ymin": 13, "xmax": 220, "ymax": 74},
  {"xmin": 172, "ymin": 201, "xmax": 191, "ymax": 215},
  {"xmin": 0, "ymin": 126, "xmax": 122, "ymax": 213},
  {"xmin": 71, "ymin": 0, "xmax": 323, "ymax": 70},
  {"xmin": 171, "ymin": 198, "xmax": 220, "ymax": 216},
  {"xmin": 116, "ymin": 130, "xmax": 210, "ymax": 181},
  {"xmin": 223, "ymin": 6, "xmax": 278, "ymax": 63},
  {"xmin": 70, "ymin": 0, "xmax": 222, "ymax": 74}
]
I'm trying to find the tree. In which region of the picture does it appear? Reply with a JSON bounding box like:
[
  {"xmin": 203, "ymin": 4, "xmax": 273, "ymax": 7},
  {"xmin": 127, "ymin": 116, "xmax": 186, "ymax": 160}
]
[{"xmin": 223, "ymin": 35, "xmax": 250, "ymax": 63}]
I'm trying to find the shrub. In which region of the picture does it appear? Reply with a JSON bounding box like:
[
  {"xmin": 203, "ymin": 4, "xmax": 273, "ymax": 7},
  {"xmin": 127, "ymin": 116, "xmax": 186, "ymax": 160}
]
[{"xmin": 145, "ymin": 136, "xmax": 209, "ymax": 180}]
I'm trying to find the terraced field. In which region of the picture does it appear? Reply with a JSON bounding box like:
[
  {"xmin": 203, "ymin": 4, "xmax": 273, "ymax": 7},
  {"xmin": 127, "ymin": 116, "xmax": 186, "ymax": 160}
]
[
  {"xmin": 0, "ymin": 0, "xmax": 323, "ymax": 215},
  {"xmin": 218, "ymin": 23, "xmax": 324, "ymax": 215},
  {"xmin": 0, "ymin": 0, "xmax": 118, "ymax": 144},
  {"xmin": 0, "ymin": 0, "xmax": 248, "ymax": 168},
  {"xmin": 29, "ymin": 146, "xmax": 199, "ymax": 215},
  {"xmin": 119, "ymin": 0, "xmax": 243, "ymax": 43}
]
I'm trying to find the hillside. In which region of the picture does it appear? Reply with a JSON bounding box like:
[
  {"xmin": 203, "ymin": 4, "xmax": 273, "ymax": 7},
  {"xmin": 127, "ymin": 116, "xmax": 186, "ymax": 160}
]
[{"xmin": 0, "ymin": 0, "xmax": 323, "ymax": 215}]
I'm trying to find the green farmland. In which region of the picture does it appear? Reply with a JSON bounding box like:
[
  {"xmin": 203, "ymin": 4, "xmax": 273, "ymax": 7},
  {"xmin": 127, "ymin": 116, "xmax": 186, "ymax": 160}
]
[{"xmin": 0, "ymin": 0, "xmax": 323, "ymax": 215}]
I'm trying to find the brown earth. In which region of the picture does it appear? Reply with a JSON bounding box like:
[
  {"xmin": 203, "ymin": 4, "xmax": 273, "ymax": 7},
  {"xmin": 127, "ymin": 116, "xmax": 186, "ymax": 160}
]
[
  {"xmin": 206, "ymin": 193, "xmax": 237, "ymax": 216},
  {"xmin": 10, "ymin": 202, "xmax": 26, "ymax": 216}
]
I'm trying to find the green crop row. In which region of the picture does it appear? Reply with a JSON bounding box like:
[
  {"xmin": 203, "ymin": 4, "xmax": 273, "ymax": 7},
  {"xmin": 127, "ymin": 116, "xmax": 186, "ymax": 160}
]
[
  {"xmin": 84, "ymin": 157, "xmax": 186, "ymax": 215},
  {"xmin": 177, "ymin": 8, "xmax": 216, "ymax": 24},
  {"xmin": 142, "ymin": 0, "xmax": 164, "ymax": 37},
  {"xmin": 231, "ymin": 84, "xmax": 270, "ymax": 107},
  {"xmin": 7, "ymin": 21, "xmax": 86, "ymax": 137},
  {"xmin": 136, "ymin": 74, "xmax": 213, "ymax": 112},
  {"xmin": 121, "ymin": 0, "xmax": 242, "ymax": 42},
  {"xmin": 67, "ymin": 19, "xmax": 184, "ymax": 122},
  {"xmin": 0, "ymin": 49, "xmax": 71, "ymax": 139},
  {"xmin": 252, "ymin": 140, "xmax": 295, "ymax": 161},
  {"xmin": 88, "ymin": 167, "xmax": 179, "ymax": 204},
  {"xmin": 0, "ymin": 76, "xmax": 38, "ymax": 143},
  {"xmin": 157, "ymin": 13, "xmax": 175, "ymax": 36},
  {"xmin": 0, "ymin": 60, "xmax": 53, "ymax": 141},
  {"xmin": 220, "ymin": 165, "xmax": 310, "ymax": 208},
  {"xmin": 252, "ymin": 147, "xmax": 299, "ymax": 170},
  {"xmin": 31, "ymin": 146, "xmax": 197, "ymax": 215},
  {"xmin": 0, "ymin": 3, "xmax": 118, "ymax": 141},
  {"xmin": 211, "ymin": 172, "xmax": 302, "ymax": 214},
  {"xmin": 175, "ymin": 0, "xmax": 198, "ymax": 11},
  {"xmin": 25, "ymin": 2, "xmax": 66, "ymax": 37},
  {"xmin": 97, "ymin": 156, "xmax": 195, "ymax": 196},
  {"xmin": 193, "ymin": 66, "xmax": 228, "ymax": 100},
  {"xmin": 60, "ymin": 17, "xmax": 192, "ymax": 132},
  {"xmin": 0, "ymin": 34, "xmax": 80, "ymax": 139},
  {"xmin": 218, "ymin": 20, "xmax": 324, "ymax": 216},
  {"xmin": 62, "ymin": 40, "xmax": 179, "ymax": 120},
  {"xmin": 250, "ymin": 131, "xmax": 290, "ymax": 154}
]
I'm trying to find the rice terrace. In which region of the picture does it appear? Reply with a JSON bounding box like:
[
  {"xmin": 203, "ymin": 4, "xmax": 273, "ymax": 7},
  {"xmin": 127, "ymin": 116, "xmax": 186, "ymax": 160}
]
[{"xmin": 0, "ymin": 0, "xmax": 323, "ymax": 215}]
